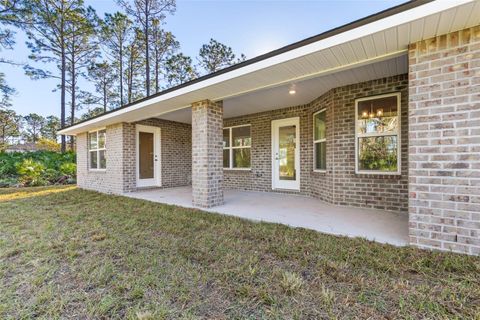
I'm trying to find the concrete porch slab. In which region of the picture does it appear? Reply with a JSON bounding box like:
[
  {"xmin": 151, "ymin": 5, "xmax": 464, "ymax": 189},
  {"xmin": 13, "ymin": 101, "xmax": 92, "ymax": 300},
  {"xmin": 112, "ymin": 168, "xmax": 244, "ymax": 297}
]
[{"xmin": 124, "ymin": 186, "xmax": 409, "ymax": 246}]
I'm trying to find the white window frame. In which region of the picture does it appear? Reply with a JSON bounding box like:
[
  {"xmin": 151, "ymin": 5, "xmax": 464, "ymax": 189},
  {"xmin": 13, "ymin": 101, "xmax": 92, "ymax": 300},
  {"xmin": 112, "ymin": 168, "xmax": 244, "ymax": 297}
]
[
  {"xmin": 313, "ymin": 108, "xmax": 327, "ymax": 173},
  {"xmin": 355, "ymin": 92, "xmax": 401, "ymax": 175},
  {"xmin": 136, "ymin": 124, "xmax": 161, "ymax": 187},
  {"xmin": 88, "ymin": 128, "xmax": 107, "ymax": 171},
  {"xmin": 223, "ymin": 124, "xmax": 251, "ymax": 170}
]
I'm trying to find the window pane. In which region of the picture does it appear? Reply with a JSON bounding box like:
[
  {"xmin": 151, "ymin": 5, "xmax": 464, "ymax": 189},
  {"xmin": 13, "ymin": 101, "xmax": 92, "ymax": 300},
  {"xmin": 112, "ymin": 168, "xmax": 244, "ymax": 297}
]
[
  {"xmin": 89, "ymin": 132, "xmax": 97, "ymax": 150},
  {"xmin": 223, "ymin": 149, "xmax": 230, "ymax": 168},
  {"xmin": 233, "ymin": 148, "xmax": 250, "ymax": 168},
  {"xmin": 98, "ymin": 130, "xmax": 106, "ymax": 149},
  {"xmin": 232, "ymin": 126, "xmax": 251, "ymax": 147},
  {"xmin": 358, "ymin": 136, "xmax": 398, "ymax": 172},
  {"xmin": 279, "ymin": 125, "xmax": 296, "ymax": 180},
  {"xmin": 223, "ymin": 129, "xmax": 230, "ymax": 148},
  {"xmin": 90, "ymin": 151, "xmax": 98, "ymax": 169},
  {"xmin": 357, "ymin": 95, "xmax": 398, "ymax": 134},
  {"xmin": 99, "ymin": 150, "xmax": 106, "ymax": 169},
  {"xmin": 138, "ymin": 132, "xmax": 154, "ymax": 179},
  {"xmin": 314, "ymin": 111, "xmax": 326, "ymax": 140},
  {"xmin": 315, "ymin": 142, "xmax": 326, "ymax": 170}
]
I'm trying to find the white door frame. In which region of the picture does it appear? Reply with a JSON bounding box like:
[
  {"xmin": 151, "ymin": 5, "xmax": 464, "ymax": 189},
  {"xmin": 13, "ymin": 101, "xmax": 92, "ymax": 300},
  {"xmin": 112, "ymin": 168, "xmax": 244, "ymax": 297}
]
[
  {"xmin": 271, "ymin": 117, "xmax": 300, "ymax": 190},
  {"xmin": 136, "ymin": 124, "xmax": 161, "ymax": 188}
]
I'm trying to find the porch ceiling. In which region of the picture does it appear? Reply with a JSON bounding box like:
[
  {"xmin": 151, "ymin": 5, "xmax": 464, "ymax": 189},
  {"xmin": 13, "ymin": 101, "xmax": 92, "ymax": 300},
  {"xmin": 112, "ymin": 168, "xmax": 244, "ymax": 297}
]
[
  {"xmin": 158, "ymin": 54, "xmax": 408, "ymax": 123},
  {"xmin": 59, "ymin": 0, "xmax": 480, "ymax": 135}
]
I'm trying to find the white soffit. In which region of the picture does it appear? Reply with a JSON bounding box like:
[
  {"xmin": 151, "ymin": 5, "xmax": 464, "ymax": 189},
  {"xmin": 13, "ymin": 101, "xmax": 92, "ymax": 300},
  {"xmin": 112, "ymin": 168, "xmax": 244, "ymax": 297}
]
[
  {"xmin": 159, "ymin": 55, "xmax": 408, "ymax": 123},
  {"xmin": 59, "ymin": 0, "xmax": 480, "ymax": 135}
]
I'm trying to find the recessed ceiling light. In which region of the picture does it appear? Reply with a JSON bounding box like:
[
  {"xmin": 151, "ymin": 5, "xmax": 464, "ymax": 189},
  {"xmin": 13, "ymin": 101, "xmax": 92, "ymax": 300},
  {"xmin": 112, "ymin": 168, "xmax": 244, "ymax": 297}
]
[{"xmin": 289, "ymin": 85, "xmax": 296, "ymax": 95}]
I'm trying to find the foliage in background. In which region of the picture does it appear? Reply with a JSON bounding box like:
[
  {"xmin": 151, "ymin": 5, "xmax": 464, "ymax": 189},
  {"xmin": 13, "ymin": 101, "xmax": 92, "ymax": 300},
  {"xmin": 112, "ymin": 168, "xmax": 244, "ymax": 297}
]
[
  {"xmin": 0, "ymin": 0, "xmax": 22, "ymax": 108},
  {"xmin": 0, "ymin": 150, "xmax": 76, "ymax": 187},
  {"xmin": 358, "ymin": 136, "xmax": 398, "ymax": 172},
  {"xmin": 198, "ymin": 38, "xmax": 246, "ymax": 73},
  {"xmin": 23, "ymin": 113, "xmax": 45, "ymax": 142},
  {"xmin": 116, "ymin": 0, "xmax": 176, "ymax": 97},
  {"xmin": 37, "ymin": 137, "xmax": 61, "ymax": 152},
  {"xmin": 0, "ymin": 108, "xmax": 20, "ymax": 146},
  {"xmin": 164, "ymin": 53, "xmax": 198, "ymax": 87}
]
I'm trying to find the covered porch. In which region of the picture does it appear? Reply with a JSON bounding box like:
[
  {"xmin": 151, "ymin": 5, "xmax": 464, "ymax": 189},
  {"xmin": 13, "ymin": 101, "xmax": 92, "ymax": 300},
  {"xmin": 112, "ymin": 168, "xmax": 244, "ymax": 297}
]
[{"xmin": 124, "ymin": 186, "xmax": 409, "ymax": 246}]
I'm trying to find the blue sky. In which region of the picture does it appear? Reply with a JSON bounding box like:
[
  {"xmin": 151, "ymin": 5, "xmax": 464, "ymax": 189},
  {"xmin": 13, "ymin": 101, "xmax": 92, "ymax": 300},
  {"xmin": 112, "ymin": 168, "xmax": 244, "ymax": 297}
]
[{"xmin": 3, "ymin": 0, "xmax": 404, "ymax": 118}]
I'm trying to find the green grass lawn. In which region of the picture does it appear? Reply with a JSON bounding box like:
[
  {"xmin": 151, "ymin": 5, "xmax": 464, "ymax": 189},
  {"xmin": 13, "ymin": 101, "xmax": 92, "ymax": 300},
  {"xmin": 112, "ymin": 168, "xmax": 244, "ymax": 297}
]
[{"xmin": 0, "ymin": 186, "xmax": 479, "ymax": 319}]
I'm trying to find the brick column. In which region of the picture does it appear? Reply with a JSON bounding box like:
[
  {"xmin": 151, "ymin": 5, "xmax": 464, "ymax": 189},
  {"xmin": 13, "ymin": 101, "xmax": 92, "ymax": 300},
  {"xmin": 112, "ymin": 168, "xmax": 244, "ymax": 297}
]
[
  {"xmin": 408, "ymin": 26, "xmax": 480, "ymax": 255},
  {"xmin": 191, "ymin": 100, "xmax": 224, "ymax": 207}
]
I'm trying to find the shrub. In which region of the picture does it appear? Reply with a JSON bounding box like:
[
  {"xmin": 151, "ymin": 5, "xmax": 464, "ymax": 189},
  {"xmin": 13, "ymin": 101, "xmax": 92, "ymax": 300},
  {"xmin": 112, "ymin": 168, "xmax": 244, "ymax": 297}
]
[
  {"xmin": 37, "ymin": 138, "xmax": 61, "ymax": 152},
  {"xmin": 16, "ymin": 159, "xmax": 47, "ymax": 186},
  {"xmin": 0, "ymin": 177, "xmax": 19, "ymax": 188},
  {"xmin": 0, "ymin": 151, "xmax": 76, "ymax": 187},
  {"xmin": 43, "ymin": 168, "xmax": 62, "ymax": 183},
  {"xmin": 60, "ymin": 162, "xmax": 76, "ymax": 177}
]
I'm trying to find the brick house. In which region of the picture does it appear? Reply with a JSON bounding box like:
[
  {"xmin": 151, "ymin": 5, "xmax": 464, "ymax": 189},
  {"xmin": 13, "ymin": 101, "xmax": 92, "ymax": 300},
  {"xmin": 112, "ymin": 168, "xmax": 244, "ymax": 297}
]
[{"xmin": 59, "ymin": 0, "xmax": 480, "ymax": 255}]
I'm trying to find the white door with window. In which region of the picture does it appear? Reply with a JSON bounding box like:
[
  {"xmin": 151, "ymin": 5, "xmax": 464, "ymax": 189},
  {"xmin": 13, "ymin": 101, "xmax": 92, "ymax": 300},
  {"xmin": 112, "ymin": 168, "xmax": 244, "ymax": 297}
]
[
  {"xmin": 136, "ymin": 125, "xmax": 161, "ymax": 188},
  {"xmin": 272, "ymin": 117, "xmax": 300, "ymax": 190}
]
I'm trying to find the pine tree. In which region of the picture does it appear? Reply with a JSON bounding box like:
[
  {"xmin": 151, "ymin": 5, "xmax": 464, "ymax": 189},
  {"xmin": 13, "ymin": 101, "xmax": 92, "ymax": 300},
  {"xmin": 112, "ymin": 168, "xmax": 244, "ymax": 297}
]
[
  {"xmin": 86, "ymin": 61, "xmax": 117, "ymax": 112},
  {"xmin": 100, "ymin": 12, "xmax": 132, "ymax": 107},
  {"xmin": 198, "ymin": 38, "xmax": 246, "ymax": 74},
  {"xmin": 41, "ymin": 115, "xmax": 60, "ymax": 141},
  {"xmin": 80, "ymin": 106, "xmax": 104, "ymax": 120},
  {"xmin": 164, "ymin": 53, "xmax": 197, "ymax": 87},
  {"xmin": 125, "ymin": 28, "xmax": 145, "ymax": 104},
  {"xmin": 23, "ymin": 0, "xmax": 91, "ymax": 152},
  {"xmin": 0, "ymin": 72, "xmax": 15, "ymax": 108},
  {"xmin": 150, "ymin": 18, "xmax": 178, "ymax": 92},
  {"xmin": 65, "ymin": 5, "xmax": 98, "ymax": 149},
  {"xmin": 0, "ymin": 108, "xmax": 20, "ymax": 146},
  {"xmin": 117, "ymin": 0, "xmax": 175, "ymax": 97},
  {"xmin": 0, "ymin": 0, "xmax": 22, "ymax": 107},
  {"xmin": 23, "ymin": 113, "xmax": 45, "ymax": 143}
]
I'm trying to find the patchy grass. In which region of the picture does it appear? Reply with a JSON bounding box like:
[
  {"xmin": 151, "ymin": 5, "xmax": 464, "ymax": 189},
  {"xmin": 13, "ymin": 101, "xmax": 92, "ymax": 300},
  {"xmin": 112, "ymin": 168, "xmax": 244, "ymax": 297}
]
[{"xmin": 0, "ymin": 186, "xmax": 479, "ymax": 319}]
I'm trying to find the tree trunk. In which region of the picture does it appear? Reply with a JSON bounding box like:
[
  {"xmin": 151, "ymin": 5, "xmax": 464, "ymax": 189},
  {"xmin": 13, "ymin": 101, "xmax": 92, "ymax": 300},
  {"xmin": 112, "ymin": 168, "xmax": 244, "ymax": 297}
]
[
  {"xmin": 60, "ymin": 46, "xmax": 66, "ymax": 153},
  {"xmin": 119, "ymin": 44, "xmax": 124, "ymax": 107},
  {"xmin": 103, "ymin": 81, "xmax": 107, "ymax": 112},
  {"xmin": 128, "ymin": 48, "xmax": 133, "ymax": 103},
  {"xmin": 70, "ymin": 50, "xmax": 76, "ymax": 151},
  {"xmin": 60, "ymin": 4, "xmax": 66, "ymax": 153},
  {"xmin": 155, "ymin": 47, "xmax": 159, "ymax": 93},
  {"xmin": 145, "ymin": 4, "xmax": 150, "ymax": 97}
]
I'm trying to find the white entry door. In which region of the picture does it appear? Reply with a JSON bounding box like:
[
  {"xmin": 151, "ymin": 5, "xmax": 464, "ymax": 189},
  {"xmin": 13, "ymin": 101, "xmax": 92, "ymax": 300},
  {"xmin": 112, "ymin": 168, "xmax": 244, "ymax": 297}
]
[
  {"xmin": 272, "ymin": 117, "xmax": 300, "ymax": 190},
  {"xmin": 136, "ymin": 125, "xmax": 161, "ymax": 188}
]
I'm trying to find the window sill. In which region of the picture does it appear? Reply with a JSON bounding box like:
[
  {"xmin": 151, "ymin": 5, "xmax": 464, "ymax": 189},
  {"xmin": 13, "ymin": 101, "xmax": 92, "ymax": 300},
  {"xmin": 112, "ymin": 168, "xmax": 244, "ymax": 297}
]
[
  {"xmin": 355, "ymin": 171, "xmax": 401, "ymax": 176},
  {"xmin": 223, "ymin": 168, "xmax": 251, "ymax": 171},
  {"xmin": 313, "ymin": 170, "xmax": 327, "ymax": 174},
  {"xmin": 88, "ymin": 169, "xmax": 107, "ymax": 173}
]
